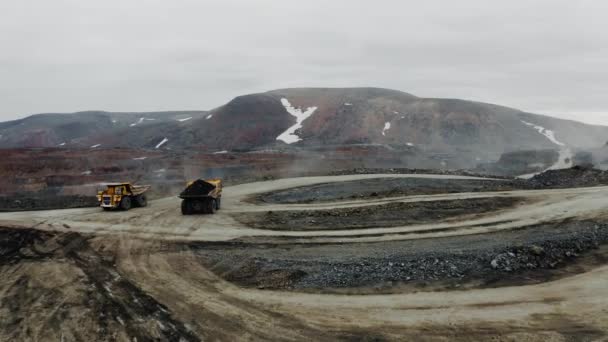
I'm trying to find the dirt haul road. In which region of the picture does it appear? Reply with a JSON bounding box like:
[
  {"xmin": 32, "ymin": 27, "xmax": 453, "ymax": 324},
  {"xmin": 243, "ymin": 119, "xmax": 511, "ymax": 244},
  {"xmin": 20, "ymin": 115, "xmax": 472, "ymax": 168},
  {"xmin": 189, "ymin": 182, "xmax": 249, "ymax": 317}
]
[{"xmin": 1, "ymin": 174, "xmax": 608, "ymax": 341}]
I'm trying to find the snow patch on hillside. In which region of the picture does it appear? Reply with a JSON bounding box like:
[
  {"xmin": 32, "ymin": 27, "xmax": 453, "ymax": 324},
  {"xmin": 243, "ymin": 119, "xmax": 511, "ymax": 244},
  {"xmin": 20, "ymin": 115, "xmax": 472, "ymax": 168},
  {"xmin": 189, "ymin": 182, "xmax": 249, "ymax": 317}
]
[
  {"xmin": 130, "ymin": 118, "xmax": 144, "ymax": 127},
  {"xmin": 518, "ymin": 120, "xmax": 573, "ymax": 179},
  {"xmin": 81, "ymin": 170, "xmax": 92, "ymax": 175},
  {"xmin": 206, "ymin": 115, "xmax": 213, "ymax": 120},
  {"xmin": 213, "ymin": 150, "xmax": 228, "ymax": 154},
  {"xmin": 90, "ymin": 144, "xmax": 101, "ymax": 148},
  {"xmin": 276, "ymin": 98, "xmax": 318, "ymax": 144},
  {"xmin": 406, "ymin": 142, "xmax": 414, "ymax": 146},
  {"xmin": 58, "ymin": 142, "xmax": 66, "ymax": 146},
  {"xmin": 133, "ymin": 157, "xmax": 147, "ymax": 160},
  {"xmin": 155, "ymin": 138, "xmax": 168, "ymax": 149},
  {"xmin": 177, "ymin": 117, "xmax": 192, "ymax": 122},
  {"xmin": 129, "ymin": 117, "xmax": 155, "ymax": 127},
  {"xmin": 344, "ymin": 102, "xmax": 352, "ymax": 106},
  {"xmin": 382, "ymin": 122, "xmax": 391, "ymax": 136},
  {"xmin": 521, "ymin": 120, "xmax": 565, "ymax": 146}
]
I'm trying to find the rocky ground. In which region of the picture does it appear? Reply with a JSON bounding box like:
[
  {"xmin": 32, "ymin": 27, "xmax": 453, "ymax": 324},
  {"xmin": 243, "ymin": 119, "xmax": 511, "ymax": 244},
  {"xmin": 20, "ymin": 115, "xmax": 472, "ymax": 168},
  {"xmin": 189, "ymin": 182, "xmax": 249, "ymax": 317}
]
[{"xmin": 195, "ymin": 219, "xmax": 608, "ymax": 293}]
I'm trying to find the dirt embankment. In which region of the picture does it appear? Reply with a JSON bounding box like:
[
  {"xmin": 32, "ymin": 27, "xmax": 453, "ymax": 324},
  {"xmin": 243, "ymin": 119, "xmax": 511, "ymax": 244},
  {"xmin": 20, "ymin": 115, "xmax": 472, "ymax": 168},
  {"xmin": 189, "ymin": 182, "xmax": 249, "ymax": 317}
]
[
  {"xmin": 0, "ymin": 194, "xmax": 98, "ymax": 212},
  {"xmin": 0, "ymin": 227, "xmax": 199, "ymax": 342},
  {"xmin": 236, "ymin": 197, "xmax": 526, "ymax": 231},
  {"xmin": 328, "ymin": 167, "xmax": 510, "ymax": 179},
  {"xmin": 194, "ymin": 219, "xmax": 608, "ymax": 293}
]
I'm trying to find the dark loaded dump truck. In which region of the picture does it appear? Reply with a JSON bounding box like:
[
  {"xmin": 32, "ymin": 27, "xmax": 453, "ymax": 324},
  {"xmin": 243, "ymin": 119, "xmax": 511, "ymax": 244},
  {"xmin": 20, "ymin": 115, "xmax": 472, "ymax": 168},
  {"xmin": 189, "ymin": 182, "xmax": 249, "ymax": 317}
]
[{"xmin": 179, "ymin": 179, "xmax": 223, "ymax": 215}]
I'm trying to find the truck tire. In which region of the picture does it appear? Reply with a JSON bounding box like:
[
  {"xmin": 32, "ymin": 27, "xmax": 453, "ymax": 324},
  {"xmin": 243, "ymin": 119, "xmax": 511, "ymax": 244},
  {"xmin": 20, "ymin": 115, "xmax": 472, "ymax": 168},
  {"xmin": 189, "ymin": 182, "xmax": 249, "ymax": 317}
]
[
  {"xmin": 208, "ymin": 199, "xmax": 217, "ymax": 214},
  {"xmin": 216, "ymin": 197, "xmax": 221, "ymax": 210},
  {"xmin": 102, "ymin": 207, "xmax": 112, "ymax": 211},
  {"xmin": 135, "ymin": 194, "xmax": 147, "ymax": 207},
  {"xmin": 120, "ymin": 196, "xmax": 132, "ymax": 211},
  {"xmin": 181, "ymin": 199, "xmax": 191, "ymax": 215}
]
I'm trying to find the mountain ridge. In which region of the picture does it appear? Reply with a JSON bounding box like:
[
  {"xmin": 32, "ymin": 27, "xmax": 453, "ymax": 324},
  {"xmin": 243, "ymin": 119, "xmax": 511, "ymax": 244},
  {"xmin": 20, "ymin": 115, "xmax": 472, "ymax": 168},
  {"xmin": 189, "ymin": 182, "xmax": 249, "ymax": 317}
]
[{"xmin": 1, "ymin": 87, "xmax": 606, "ymax": 169}]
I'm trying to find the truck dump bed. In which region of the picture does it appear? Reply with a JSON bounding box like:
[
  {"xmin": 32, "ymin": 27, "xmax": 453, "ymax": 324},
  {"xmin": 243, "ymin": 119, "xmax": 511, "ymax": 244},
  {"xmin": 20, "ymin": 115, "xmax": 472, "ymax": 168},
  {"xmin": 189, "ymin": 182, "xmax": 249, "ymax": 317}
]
[
  {"xmin": 130, "ymin": 185, "xmax": 151, "ymax": 195},
  {"xmin": 179, "ymin": 179, "xmax": 221, "ymax": 199}
]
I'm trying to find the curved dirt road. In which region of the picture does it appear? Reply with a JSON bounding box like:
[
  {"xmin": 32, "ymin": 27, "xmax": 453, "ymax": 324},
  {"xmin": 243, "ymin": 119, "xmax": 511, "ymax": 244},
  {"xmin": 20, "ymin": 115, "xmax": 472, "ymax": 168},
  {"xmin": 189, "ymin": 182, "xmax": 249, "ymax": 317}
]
[
  {"xmin": 1, "ymin": 174, "xmax": 608, "ymax": 243},
  {"xmin": 1, "ymin": 174, "xmax": 608, "ymax": 341}
]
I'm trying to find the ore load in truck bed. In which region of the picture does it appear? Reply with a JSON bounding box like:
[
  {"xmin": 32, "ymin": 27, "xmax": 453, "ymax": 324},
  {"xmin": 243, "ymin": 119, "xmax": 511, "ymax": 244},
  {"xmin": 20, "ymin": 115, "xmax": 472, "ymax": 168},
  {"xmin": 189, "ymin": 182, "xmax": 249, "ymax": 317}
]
[{"xmin": 179, "ymin": 179, "xmax": 217, "ymax": 198}]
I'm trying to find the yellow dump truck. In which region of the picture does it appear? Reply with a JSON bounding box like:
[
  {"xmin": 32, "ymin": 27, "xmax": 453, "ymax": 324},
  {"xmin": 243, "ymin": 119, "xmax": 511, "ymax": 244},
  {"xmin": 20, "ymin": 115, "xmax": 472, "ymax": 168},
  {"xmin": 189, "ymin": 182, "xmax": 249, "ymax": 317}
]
[
  {"xmin": 179, "ymin": 179, "xmax": 222, "ymax": 215},
  {"xmin": 97, "ymin": 183, "xmax": 150, "ymax": 211}
]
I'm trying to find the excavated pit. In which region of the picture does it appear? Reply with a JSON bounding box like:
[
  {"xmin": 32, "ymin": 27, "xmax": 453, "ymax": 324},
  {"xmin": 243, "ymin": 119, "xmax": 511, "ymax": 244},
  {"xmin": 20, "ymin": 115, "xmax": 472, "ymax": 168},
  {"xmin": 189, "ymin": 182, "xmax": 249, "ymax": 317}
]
[
  {"xmin": 235, "ymin": 197, "xmax": 528, "ymax": 231},
  {"xmin": 252, "ymin": 167, "xmax": 608, "ymax": 205},
  {"xmin": 252, "ymin": 177, "xmax": 525, "ymax": 204}
]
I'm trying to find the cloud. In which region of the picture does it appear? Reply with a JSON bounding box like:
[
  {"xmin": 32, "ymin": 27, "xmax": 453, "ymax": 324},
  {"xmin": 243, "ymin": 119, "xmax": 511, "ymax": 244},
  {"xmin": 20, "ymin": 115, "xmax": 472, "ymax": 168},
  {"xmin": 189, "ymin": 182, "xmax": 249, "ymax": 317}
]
[{"xmin": 0, "ymin": 0, "xmax": 607, "ymax": 125}]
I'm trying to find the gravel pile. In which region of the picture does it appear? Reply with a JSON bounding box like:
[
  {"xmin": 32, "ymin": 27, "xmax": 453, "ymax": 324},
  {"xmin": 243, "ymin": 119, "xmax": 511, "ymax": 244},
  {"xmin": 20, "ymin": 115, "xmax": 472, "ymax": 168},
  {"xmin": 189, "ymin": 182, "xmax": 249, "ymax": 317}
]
[
  {"xmin": 293, "ymin": 222, "xmax": 608, "ymax": 290},
  {"xmin": 488, "ymin": 229, "xmax": 604, "ymax": 272},
  {"xmin": 526, "ymin": 165, "xmax": 608, "ymax": 189},
  {"xmin": 200, "ymin": 220, "xmax": 608, "ymax": 291}
]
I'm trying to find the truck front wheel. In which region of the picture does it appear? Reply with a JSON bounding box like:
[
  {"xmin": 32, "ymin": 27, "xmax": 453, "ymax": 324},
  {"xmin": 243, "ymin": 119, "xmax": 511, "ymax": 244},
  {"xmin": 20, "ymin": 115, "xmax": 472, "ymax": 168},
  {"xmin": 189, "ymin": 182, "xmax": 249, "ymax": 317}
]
[{"xmin": 120, "ymin": 196, "xmax": 132, "ymax": 211}]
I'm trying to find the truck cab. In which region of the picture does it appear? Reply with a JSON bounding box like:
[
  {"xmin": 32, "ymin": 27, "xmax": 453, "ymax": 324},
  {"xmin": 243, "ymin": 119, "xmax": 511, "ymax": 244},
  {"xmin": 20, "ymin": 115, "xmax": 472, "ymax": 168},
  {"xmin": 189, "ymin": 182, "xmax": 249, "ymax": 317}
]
[{"xmin": 97, "ymin": 183, "xmax": 149, "ymax": 211}]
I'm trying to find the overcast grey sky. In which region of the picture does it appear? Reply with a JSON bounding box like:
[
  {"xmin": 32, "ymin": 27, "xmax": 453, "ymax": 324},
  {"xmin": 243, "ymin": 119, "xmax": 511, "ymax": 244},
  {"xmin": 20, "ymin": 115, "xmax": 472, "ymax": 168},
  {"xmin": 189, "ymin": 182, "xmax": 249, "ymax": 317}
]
[{"xmin": 1, "ymin": 0, "xmax": 607, "ymax": 124}]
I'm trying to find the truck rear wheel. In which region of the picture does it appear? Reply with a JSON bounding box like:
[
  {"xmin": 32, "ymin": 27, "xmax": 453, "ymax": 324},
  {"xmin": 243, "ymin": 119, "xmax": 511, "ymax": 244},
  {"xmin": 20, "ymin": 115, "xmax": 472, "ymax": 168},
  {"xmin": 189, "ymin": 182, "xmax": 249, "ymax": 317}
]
[
  {"xmin": 208, "ymin": 199, "xmax": 217, "ymax": 214},
  {"xmin": 216, "ymin": 197, "xmax": 221, "ymax": 210},
  {"xmin": 135, "ymin": 194, "xmax": 147, "ymax": 207},
  {"xmin": 120, "ymin": 196, "xmax": 132, "ymax": 211}
]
